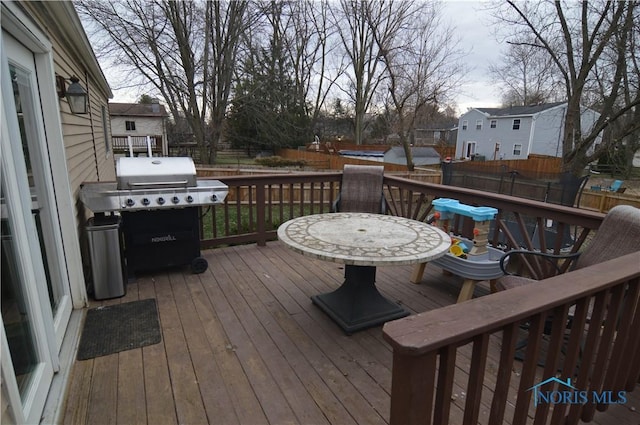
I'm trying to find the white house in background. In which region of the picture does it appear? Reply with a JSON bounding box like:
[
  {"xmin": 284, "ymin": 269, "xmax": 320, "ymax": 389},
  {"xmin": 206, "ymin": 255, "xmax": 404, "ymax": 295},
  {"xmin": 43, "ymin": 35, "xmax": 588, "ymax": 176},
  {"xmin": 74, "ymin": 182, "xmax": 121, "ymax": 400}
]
[
  {"xmin": 109, "ymin": 101, "xmax": 169, "ymax": 156},
  {"xmin": 2, "ymin": 1, "xmax": 113, "ymax": 423},
  {"xmin": 455, "ymin": 102, "xmax": 602, "ymax": 161}
]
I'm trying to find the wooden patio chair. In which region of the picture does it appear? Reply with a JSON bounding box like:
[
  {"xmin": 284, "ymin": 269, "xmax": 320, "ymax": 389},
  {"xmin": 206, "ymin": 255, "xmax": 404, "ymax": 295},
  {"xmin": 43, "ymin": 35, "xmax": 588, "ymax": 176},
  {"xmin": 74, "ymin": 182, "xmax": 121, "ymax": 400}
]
[
  {"xmin": 332, "ymin": 164, "xmax": 386, "ymax": 214},
  {"xmin": 495, "ymin": 205, "xmax": 640, "ymax": 291},
  {"xmin": 494, "ymin": 205, "xmax": 640, "ymax": 365}
]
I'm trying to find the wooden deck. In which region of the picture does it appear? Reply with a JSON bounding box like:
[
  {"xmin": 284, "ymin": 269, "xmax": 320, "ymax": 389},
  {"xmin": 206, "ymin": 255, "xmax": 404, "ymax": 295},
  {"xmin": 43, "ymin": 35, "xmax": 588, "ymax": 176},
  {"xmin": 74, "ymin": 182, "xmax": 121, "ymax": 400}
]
[{"xmin": 62, "ymin": 242, "xmax": 640, "ymax": 425}]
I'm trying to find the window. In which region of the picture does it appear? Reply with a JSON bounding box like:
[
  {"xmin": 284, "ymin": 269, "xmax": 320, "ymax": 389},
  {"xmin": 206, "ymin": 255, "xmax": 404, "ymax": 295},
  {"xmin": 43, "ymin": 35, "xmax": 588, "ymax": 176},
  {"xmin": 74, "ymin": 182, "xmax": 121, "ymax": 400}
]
[
  {"xmin": 513, "ymin": 144, "xmax": 522, "ymax": 156},
  {"xmin": 512, "ymin": 119, "xmax": 521, "ymax": 130},
  {"xmin": 475, "ymin": 120, "xmax": 482, "ymax": 130},
  {"xmin": 490, "ymin": 120, "xmax": 497, "ymax": 128},
  {"xmin": 125, "ymin": 120, "xmax": 136, "ymax": 131},
  {"xmin": 462, "ymin": 120, "xmax": 468, "ymax": 130}
]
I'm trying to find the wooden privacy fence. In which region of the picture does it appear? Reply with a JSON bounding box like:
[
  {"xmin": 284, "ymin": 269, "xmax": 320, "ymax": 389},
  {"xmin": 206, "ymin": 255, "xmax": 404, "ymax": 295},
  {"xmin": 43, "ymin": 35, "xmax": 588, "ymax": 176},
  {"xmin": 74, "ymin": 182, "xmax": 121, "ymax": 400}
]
[
  {"xmin": 450, "ymin": 155, "xmax": 564, "ymax": 176},
  {"xmin": 277, "ymin": 148, "xmax": 411, "ymax": 171},
  {"xmin": 579, "ymin": 189, "xmax": 640, "ymax": 212}
]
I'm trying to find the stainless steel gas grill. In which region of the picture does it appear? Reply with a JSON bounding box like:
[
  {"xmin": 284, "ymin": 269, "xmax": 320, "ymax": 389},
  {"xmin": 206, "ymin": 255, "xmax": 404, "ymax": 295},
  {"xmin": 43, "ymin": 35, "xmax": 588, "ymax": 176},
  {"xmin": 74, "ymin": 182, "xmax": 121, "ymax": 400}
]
[{"xmin": 80, "ymin": 157, "xmax": 228, "ymax": 279}]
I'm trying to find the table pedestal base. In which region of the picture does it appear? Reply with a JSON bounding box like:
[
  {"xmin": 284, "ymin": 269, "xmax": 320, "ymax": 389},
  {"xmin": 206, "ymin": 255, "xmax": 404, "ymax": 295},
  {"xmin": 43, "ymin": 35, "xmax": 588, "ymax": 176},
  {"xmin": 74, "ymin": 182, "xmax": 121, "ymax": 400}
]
[{"xmin": 311, "ymin": 265, "xmax": 409, "ymax": 334}]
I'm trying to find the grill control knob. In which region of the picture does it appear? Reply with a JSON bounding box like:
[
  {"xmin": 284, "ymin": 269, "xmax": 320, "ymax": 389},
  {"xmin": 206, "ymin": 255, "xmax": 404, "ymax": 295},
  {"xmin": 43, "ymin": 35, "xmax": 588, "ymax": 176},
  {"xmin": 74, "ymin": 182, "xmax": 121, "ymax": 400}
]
[
  {"xmin": 157, "ymin": 197, "xmax": 165, "ymax": 205},
  {"xmin": 186, "ymin": 195, "xmax": 194, "ymax": 203},
  {"xmin": 172, "ymin": 196, "xmax": 180, "ymax": 204},
  {"xmin": 125, "ymin": 198, "xmax": 135, "ymax": 207},
  {"xmin": 142, "ymin": 198, "xmax": 151, "ymax": 206},
  {"xmin": 210, "ymin": 194, "xmax": 217, "ymax": 202}
]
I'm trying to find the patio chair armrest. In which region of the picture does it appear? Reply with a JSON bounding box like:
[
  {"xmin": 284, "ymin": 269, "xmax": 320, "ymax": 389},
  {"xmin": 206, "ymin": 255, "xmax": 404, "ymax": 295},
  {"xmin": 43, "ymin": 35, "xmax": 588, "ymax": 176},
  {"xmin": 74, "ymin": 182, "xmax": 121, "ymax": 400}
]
[{"xmin": 499, "ymin": 249, "xmax": 582, "ymax": 276}]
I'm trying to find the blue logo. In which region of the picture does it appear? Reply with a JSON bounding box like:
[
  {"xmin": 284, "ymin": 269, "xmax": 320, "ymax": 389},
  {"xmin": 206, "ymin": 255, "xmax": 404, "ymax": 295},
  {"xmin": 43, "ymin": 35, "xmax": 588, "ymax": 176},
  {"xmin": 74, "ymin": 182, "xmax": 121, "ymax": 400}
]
[{"xmin": 527, "ymin": 377, "xmax": 627, "ymax": 406}]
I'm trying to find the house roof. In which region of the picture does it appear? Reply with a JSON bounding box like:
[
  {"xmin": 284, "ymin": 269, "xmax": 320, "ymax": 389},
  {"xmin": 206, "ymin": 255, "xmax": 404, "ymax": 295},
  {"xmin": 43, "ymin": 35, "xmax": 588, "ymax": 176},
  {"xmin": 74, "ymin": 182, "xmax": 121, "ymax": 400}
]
[
  {"xmin": 109, "ymin": 102, "xmax": 169, "ymax": 117},
  {"xmin": 476, "ymin": 102, "xmax": 565, "ymax": 118},
  {"xmin": 415, "ymin": 121, "xmax": 458, "ymax": 131}
]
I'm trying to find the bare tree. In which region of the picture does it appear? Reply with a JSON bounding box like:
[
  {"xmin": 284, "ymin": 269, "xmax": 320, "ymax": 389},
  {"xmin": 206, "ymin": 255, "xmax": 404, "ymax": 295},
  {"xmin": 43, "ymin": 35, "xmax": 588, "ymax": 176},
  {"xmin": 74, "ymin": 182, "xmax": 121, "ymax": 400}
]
[
  {"xmin": 78, "ymin": 0, "xmax": 248, "ymax": 163},
  {"xmin": 489, "ymin": 39, "xmax": 563, "ymax": 106},
  {"xmin": 281, "ymin": 1, "xmax": 345, "ymax": 131},
  {"xmin": 332, "ymin": 0, "xmax": 418, "ymax": 145},
  {"xmin": 374, "ymin": 2, "xmax": 465, "ymax": 170},
  {"xmin": 494, "ymin": 1, "xmax": 640, "ymax": 175},
  {"xmin": 78, "ymin": 1, "xmax": 209, "ymax": 157},
  {"xmin": 206, "ymin": 0, "xmax": 252, "ymax": 162}
]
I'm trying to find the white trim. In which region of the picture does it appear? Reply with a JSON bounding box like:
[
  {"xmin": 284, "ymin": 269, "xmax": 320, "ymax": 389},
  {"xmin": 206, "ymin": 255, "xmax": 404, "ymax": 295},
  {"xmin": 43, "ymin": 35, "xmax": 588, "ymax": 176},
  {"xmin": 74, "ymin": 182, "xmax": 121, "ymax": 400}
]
[
  {"xmin": 41, "ymin": 310, "xmax": 85, "ymax": 424},
  {"xmin": 512, "ymin": 119, "xmax": 521, "ymax": 130},
  {"xmin": 1, "ymin": 38, "xmax": 55, "ymax": 423},
  {"xmin": 513, "ymin": 143, "xmax": 523, "ymax": 156},
  {"xmin": 1, "ymin": 323, "xmax": 23, "ymax": 424},
  {"xmin": 528, "ymin": 115, "xmax": 536, "ymax": 157},
  {"xmin": 1, "ymin": 2, "xmax": 51, "ymax": 52},
  {"xmin": 3, "ymin": 1, "xmax": 88, "ymax": 312},
  {"xmin": 464, "ymin": 141, "xmax": 477, "ymax": 159},
  {"xmin": 35, "ymin": 46, "xmax": 88, "ymax": 310}
]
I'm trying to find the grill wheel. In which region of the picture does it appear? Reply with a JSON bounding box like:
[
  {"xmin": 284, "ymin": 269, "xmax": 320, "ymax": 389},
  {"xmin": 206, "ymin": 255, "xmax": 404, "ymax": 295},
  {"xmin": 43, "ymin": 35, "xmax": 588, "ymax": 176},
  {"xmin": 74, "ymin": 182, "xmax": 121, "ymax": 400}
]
[{"xmin": 191, "ymin": 256, "xmax": 208, "ymax": 274}]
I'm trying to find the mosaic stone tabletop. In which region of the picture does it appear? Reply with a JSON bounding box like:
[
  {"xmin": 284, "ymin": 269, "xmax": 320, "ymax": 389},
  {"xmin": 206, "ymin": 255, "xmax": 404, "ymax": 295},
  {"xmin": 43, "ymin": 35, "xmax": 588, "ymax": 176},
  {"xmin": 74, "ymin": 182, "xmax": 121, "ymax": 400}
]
[{"xmin": 277, "ymin": 212, "xmax": 451, "ymax": 266}]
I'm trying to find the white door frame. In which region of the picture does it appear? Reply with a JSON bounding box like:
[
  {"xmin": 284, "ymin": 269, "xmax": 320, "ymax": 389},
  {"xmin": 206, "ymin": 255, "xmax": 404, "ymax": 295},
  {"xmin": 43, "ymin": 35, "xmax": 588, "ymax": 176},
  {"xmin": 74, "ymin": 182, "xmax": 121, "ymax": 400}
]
[
  {"xmin": 1, "ymin": 48, "xmax": 56, "ymax": 424},
  {"xmin": 464, "ymin": 141, "xmax": 477, "ymax": 159},
  {"xmin": 1, "ymin": 3, "xmax": 86, "ymax": 420}
]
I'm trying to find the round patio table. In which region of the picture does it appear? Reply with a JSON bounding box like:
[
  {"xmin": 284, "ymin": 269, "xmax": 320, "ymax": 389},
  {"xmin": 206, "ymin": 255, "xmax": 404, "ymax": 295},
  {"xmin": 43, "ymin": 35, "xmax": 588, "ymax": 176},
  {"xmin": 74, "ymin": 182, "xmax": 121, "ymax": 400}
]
[{"xmin": 277, "ymin": 212, "xmax": 451, "ymax": 333}]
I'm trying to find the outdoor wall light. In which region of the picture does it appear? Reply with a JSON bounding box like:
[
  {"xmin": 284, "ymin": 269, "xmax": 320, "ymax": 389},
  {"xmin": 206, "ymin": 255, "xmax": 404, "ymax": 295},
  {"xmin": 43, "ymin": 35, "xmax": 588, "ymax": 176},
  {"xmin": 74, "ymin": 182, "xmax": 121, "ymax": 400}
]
[{"xmin": 56, "ymin": 75, "xmax": 88, "ymax": 114}]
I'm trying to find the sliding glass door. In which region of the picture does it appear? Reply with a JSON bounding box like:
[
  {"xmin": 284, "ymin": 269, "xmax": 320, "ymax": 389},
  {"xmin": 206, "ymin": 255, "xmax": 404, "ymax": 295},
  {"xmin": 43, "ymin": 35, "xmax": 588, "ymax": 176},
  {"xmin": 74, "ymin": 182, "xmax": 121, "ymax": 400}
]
[{"xmin": 1, "ymin": 30, "xmax": 71, "ymax": 424}]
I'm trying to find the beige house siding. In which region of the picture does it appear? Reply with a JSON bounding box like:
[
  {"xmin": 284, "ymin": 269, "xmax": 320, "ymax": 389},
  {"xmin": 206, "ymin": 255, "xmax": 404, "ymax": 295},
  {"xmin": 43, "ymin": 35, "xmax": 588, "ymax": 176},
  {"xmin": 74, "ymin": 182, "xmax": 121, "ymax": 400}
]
[
  {"xmin": 10, "ymin": 0, "xmax": 114, "ymax": 306},
  {"xmin": 19, "ymin": 2, "xmax": 115, "ymax": 226}
]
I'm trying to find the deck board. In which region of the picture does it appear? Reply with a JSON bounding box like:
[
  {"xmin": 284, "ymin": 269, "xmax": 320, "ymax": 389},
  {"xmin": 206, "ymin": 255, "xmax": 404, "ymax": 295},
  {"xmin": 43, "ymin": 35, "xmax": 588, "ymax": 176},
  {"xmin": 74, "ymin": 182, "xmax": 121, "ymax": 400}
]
[{"xmin": 62, "ymin": 241, "xmax": 640, "ymax": 425}]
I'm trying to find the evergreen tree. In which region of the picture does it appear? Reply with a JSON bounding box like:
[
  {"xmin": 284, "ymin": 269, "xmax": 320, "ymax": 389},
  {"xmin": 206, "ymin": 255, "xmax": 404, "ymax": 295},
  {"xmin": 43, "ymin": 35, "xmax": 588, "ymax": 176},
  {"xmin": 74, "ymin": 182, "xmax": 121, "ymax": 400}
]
[{"xmin": 227, "ymin": 3, "xmax": 311, "ymax": 152}]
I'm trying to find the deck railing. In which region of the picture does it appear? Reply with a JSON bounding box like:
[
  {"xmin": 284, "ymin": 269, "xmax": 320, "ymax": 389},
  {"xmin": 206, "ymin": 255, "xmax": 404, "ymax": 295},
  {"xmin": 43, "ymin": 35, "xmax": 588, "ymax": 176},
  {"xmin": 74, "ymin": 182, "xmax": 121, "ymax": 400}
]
[
  {"xmin": 200, "ymin": 173, "xmax": 604, "ymax": 255},
  {"xmin": 112, "ymin": 135, "xmax": 163, "ymax": 155},
  {"xmin": 383, "ymin": 253, "xmax": 640, "ymax": 424},
  {"xmin": 198, "ymin": 172, "xmax": 638, "ymax": 424}
]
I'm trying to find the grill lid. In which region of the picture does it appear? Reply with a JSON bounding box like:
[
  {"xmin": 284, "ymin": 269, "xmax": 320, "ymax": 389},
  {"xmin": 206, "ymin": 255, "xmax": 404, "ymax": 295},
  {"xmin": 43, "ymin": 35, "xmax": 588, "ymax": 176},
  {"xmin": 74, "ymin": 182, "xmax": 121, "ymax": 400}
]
[{"xmin": 116, "ymin": 157, "xmax": 197, "ymax": 189}]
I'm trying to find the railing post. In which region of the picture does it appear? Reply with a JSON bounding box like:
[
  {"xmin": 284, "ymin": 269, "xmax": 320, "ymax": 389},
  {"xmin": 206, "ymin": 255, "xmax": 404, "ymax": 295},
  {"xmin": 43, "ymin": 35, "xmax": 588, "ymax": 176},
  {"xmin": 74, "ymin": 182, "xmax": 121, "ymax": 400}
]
[
  {"xmin": 389, "ymin": 351, "xmax": 437, "ymax": 425},
  {"xmin": 256, "ymin": 182, "xmax": 266, "ymax": 246},
  {"xmin": 127, "ymin": 135, "xmax": 133, "ymax": 157}
]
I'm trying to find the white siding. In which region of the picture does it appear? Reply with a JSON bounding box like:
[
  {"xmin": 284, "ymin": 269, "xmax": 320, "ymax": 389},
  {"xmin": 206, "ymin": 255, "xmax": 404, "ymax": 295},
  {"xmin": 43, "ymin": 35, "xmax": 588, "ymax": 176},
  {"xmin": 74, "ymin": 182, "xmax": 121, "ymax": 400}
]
[
  {"xmin": 456, "ymin": 103, "xmax": 603, "ymax": 161},
  {"xmin": 111, "ymin": 115, "xmax": 164, "ymax": 136},
  {"xmin": 529, "ymin": 106, "xmax": 566, "ymax": 157},
  {"xmin": 456, "ymin": 109, "xmax": 536, "ymax": 160}
]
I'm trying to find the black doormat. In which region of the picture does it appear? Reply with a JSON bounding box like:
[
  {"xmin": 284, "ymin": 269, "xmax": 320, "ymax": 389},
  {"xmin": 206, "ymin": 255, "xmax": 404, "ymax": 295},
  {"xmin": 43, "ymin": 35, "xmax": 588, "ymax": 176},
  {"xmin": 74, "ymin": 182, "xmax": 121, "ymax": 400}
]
[{"xmin": 77, "ymin": 299, "xmax": 161, "ymax": 360}]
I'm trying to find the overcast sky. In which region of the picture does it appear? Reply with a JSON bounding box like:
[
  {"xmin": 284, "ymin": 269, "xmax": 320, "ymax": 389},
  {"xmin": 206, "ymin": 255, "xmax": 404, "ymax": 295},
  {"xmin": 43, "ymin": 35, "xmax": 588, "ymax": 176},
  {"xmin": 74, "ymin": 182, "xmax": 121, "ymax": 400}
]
[
  {"xmin": 101, "ymin": 1, "xmax": 505, "ymax": 116},
  {"xmin": 441, "ymin": 1, "xmax": 504, "ymax": 113}
]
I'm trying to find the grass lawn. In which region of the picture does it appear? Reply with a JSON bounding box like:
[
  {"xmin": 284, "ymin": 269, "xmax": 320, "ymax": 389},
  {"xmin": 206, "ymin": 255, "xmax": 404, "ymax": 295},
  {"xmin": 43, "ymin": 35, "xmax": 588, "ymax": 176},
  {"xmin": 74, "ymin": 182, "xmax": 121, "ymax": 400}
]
[
  {"xmin": 199, "ymin": 203, "xmax": 324, "ymax": 241},
  {"xmin": 213, "ymin": 157, "xmax": 257, "ymax": 166}
]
